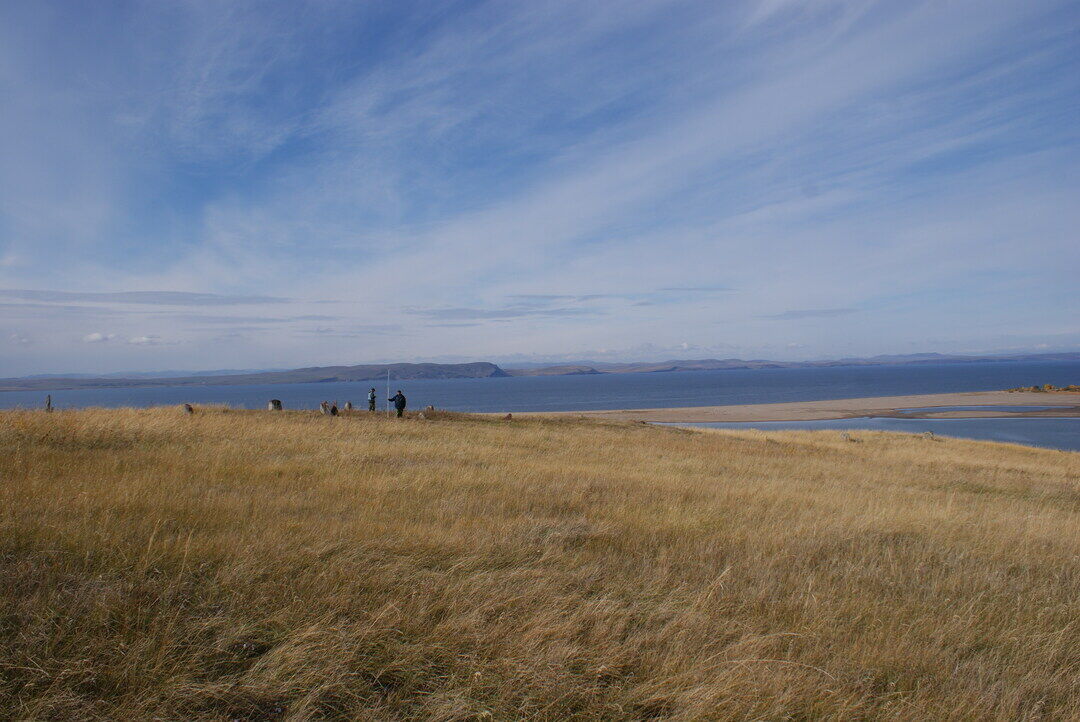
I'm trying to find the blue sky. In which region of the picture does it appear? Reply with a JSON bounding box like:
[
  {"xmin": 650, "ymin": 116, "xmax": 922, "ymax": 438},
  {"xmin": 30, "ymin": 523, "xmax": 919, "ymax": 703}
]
[{"xmin": 1, "ymin": 0, "xmax": 1077, "ymax": 375}]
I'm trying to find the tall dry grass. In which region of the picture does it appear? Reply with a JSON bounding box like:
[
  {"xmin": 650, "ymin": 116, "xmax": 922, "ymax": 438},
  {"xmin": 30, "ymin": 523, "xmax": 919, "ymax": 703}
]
[{"xmin": 1, "ymin": 406, "xmax": 1078, "ymax": 720}]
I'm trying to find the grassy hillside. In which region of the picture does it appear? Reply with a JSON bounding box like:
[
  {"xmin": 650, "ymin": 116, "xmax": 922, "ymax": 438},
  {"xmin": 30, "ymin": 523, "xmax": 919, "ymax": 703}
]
[{"xmin": 1, "ymin": 408, "xmax": 1078, "ymax": 720}]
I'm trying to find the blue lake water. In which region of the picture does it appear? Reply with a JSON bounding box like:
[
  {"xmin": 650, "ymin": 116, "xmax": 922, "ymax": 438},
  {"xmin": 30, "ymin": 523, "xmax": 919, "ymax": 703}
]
[
  {"xmin": 897, "ymin": 406, "xmax": 1064, "ymax": 414},
  {"xmin": 668, "ymin": 418, "xmax": 1080, "ymax": 452},
  {"xmin": 2, "ymin": 360, "xmax": 1078, "ymax": 414},
  {"xmin": 4, "ymin": 360, "xmax": 1077, "ymax": 450}
]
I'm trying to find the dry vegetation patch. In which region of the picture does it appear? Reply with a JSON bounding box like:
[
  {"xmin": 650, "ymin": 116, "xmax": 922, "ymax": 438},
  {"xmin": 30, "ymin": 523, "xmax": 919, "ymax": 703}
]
[{"xmin": 1, "ymin": 407, "xmax": 1078, "ymax": 720}]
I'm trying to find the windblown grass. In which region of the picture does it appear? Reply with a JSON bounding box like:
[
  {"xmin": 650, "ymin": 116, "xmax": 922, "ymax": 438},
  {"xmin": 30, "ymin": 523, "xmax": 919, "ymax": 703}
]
[{"xmin": 1, "ymin": 407, "xmax": 1078, "ymax": 720}]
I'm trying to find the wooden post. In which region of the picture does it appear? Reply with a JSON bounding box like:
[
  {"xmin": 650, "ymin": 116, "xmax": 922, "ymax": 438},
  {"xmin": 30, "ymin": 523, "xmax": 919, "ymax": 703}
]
[{"xmin": 44, "ymin": 394, "xmax": 52, "ymax": 412}]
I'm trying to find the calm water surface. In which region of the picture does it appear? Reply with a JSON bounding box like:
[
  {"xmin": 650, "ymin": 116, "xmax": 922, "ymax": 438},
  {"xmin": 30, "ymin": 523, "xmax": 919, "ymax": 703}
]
[
  {"xmin": 3, "ymin": 360, "xmax": 1078, "ymax": 450},
  {"xmin": 3, "ymin": 360, "xmax": 1078, "ymax": 413},
  {"xmin": 897, "ymin": 405, "xmax": 1065, "ymax": 414},
  {"xmin": 668, "ymin": 418, "xmax": 1080, "ymax": 452}
]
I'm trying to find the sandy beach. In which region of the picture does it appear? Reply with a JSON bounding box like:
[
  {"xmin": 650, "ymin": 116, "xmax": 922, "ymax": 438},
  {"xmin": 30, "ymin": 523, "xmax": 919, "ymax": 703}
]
[{"xmin": 534, "ymin": 391, "xmax": 1080, "ymax": 423}]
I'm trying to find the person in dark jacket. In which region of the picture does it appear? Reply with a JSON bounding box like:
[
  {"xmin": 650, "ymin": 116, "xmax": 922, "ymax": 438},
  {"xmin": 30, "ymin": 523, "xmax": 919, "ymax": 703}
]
[
  {"xmin": 368, "ymin": 387, "xmax": 377, "ymax": 412},
  {"xmin": 389, "ymin": 390, "xmax": 407, "ymax": 417}
]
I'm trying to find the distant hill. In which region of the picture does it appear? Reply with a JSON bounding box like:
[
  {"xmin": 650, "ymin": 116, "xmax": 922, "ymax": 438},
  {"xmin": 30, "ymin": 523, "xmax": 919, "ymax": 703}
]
[
  {"xmin": 21, "ymin": 368, "xmax": 283, "ymax": 380},
  {"xmin": 510, "ymin": 352, "xmax": 1080, "ymax": 375},
  {"xmin": 0, "ymin": 362, "xmax": 507, "ymax": 392},
  {"xmin": 505, "ymin": 365, "xmax": 602, "ymax": 377}
]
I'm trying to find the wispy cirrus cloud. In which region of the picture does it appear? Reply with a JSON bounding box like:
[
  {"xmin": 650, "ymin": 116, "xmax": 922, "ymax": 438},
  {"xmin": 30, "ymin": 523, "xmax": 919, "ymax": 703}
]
[
  {"xmin": 407, "ymin": 305, "xmax": 602, "ymax": 322},
  {"xmin": 162, "ymin": 313, "xmax": 338, "ymax": 325},
  {"xmin": 1, "ymin": 1, "xmax": 1077, "ymax": 374},
  {"xmin": 0, "ymin": 302, "xmax": 128, "ymax": 316},
  {"xmin": 760, "ymin": 308, "xmax": 859, "ymax": 320},
  {"xmin": 0, "ymin": 289, "xmax": 290, "ymax": 306},
  {"xmin": 296, "ymin": 325, "xmax": 402, "ymax": 337},
  {"xmin": 424, "ymin": 322, "xmax": 483, "ymax": 328}
]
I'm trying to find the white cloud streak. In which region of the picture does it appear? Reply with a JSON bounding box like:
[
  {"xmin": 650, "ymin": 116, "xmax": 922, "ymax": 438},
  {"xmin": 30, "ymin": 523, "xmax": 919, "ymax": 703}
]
[{"xmin": 0, "ymin": 0, "xmax": 1077, "ymax": 374}]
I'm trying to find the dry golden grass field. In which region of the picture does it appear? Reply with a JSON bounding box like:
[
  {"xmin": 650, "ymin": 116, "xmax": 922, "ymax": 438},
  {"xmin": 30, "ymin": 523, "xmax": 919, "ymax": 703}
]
[{"xmin": 1, "ymin": 407, "xmax": 1078, "ymax": 720}]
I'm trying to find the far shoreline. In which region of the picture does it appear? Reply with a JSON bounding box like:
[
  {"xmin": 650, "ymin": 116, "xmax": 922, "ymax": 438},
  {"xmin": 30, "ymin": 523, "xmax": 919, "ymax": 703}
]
[{"xmin": 523, "ymin": 391, "xmax": 1080, "ymax": 423}]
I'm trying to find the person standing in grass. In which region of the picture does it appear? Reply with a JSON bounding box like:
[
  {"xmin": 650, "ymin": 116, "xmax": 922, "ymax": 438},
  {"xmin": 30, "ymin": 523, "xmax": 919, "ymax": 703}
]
[
  {"xmin": 389, "ymin": 389, "xmax": 407, "ymax": 418},
  {"xmin": 368, "ymin": 387, "xmax": 377, "ymax": 412}
]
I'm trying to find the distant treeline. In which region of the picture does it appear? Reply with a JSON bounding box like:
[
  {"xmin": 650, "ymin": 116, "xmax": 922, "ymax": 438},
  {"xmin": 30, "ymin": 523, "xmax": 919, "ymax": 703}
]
[{"xmin": 1006, "ymin": 384, "xmax": 1080, "ymax": 392}]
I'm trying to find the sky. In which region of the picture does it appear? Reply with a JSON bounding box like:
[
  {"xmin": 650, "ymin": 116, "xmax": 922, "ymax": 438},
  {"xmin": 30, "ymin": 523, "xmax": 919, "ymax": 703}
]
[{"xmin": 1, "ymin": 0, "xmax": 1078, "ymax": 376}]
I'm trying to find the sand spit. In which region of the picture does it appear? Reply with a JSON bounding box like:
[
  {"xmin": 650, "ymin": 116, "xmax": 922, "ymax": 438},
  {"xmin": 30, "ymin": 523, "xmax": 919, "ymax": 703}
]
[{"xmin": 531, "ymin": 390, "xmax": 1080, "ymax": 423}]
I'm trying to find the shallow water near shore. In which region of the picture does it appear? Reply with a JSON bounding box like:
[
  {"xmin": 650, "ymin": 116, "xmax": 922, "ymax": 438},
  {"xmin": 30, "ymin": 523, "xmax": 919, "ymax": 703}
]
[
  {"xmin": 666, "ymin": 417, "xmax": 1080, "ymax": 452},
  {"xmin": 897, "ymin": 405, "xmax": 1062, "ymax": 414}
]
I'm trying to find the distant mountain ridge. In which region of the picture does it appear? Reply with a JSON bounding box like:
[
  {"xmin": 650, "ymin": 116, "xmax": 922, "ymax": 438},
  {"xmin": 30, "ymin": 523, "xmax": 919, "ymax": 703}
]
[
  {"xmin": 0, "ymin": 362, "xmax": 507, "ymax": 392},
  {"xmin": 21, "ymin": 368, "xmax": 284, "ymax": 380},
  {"xmin": 506, "ymin": 352, "xmax": 1080, "ymax": 376},
  {"xmin": 1, "ymin": 352, "xmax": 1076, "ymax": 392}
]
